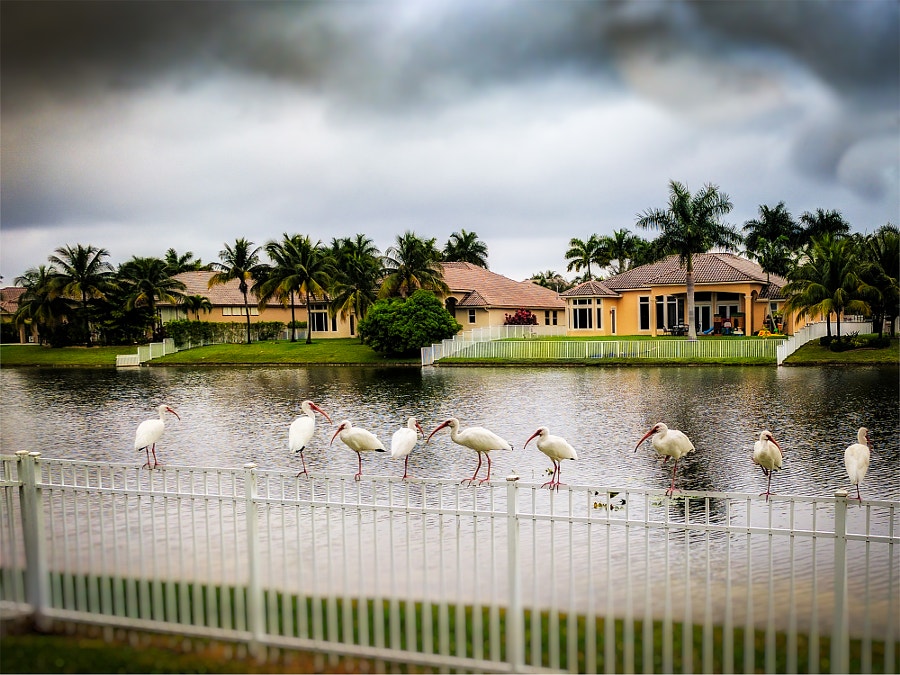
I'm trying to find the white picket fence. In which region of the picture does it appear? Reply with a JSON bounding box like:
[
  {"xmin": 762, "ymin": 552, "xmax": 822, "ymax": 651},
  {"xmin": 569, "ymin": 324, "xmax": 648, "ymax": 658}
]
[
  {"xmin": 1, "ymin": 453, "xmax": 897, "ymax": 673},
  {"xmin": 776, "ymin": 321, "xmax": 873, "ymax": 365},
  {"xmin": 115, "ymin": 338, "xmax": 178, "ymax": 367}
]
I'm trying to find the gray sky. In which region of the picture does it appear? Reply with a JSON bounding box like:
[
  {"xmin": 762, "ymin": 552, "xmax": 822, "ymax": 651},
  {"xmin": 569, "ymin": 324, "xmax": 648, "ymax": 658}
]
[{"xmin": 2, "ymin": 0, "xmax": 898, "ymax": 284}]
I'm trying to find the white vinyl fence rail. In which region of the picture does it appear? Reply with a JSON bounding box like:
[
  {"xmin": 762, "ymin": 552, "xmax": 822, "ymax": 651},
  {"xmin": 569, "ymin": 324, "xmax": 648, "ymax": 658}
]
[
  {"xmin": 776, "ymin": 321, "xmax": 873, "ymax": 365},
  {"xmin": 422, "ymin": 325, "xmax": 567, "ymax": 365},
  {"xmin": 1, "ymin": 453, "xmax": 897, "ymax": 674},
  {"xmin": 424, "ymin": 337, "xmax": 780, "ymax": 365}
]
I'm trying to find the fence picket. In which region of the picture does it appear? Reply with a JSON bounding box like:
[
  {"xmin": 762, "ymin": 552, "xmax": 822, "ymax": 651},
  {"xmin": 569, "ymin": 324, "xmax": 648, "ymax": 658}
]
[{"xmin": 2, "ymin": 457, "xmax": 898, "ymax": 674}]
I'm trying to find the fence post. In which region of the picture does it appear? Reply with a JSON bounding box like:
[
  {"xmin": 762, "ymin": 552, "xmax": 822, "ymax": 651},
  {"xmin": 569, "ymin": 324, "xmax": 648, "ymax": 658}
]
[
  {"xmin": 832, "ymin": 490, "xmax": 849, "ymax": 674},
  {"xmin": 506, "ymin": 474, "xmax": 524, "ymax": 672},
  {"xmin": 244, "ymin": 463, "xmax": 264, "ymax": 660},
  {"xmin": 17, "ymin": 451, "xmax": 49, "ymax": 630}
]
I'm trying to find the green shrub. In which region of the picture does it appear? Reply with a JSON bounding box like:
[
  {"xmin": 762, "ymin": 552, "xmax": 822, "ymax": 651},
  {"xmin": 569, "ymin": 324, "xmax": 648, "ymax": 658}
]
[{"xmin": 358, "ymin": 290, "xmax": 462, "ymax": 356}]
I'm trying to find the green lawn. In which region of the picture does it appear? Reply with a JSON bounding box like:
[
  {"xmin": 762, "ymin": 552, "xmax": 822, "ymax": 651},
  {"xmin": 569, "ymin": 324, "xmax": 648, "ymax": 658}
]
[
  {"xmin": 784, "ymin": 337, "xmax": 900, "ymax": 365},
  {"xmin": 2, "ymin": 336, "xmax": 896, "ymax": 368}
]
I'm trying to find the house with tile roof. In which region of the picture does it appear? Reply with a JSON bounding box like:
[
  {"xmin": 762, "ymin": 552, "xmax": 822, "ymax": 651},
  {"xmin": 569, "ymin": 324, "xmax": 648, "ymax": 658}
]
[
  {"xmin": 158, "ymin": 271, "xmax": 358, "ymax": 338},
  {"xmin": 0, "ymin": 287, "xmax": 36, "ymax": 343},
  {"xmin": 560, "ymin": 253, "xmax": 791, "ymax": 337},
  {"xmin": 440, "ymin": 262, "xmax": 566, "ymax": 330}
]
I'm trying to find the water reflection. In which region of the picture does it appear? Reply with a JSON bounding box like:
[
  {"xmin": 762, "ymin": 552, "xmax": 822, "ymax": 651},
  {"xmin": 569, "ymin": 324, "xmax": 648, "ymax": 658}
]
[{"xmin": 1, "ymin": 365, "xmax": 897, "ymax": 500}]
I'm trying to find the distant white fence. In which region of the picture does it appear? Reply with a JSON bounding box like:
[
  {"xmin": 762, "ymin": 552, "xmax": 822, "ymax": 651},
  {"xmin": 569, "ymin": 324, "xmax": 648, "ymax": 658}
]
[
  {"xmin": 423, "ymin": 335, "xmax": 781, "ymax": 365},
  {"xmin": 115, "ymin": 338, "xmax": 177, "ymax": 367},
  {"xmin": 2, "ymin": 453, "xmax": 897, "ymax": 673},
  {"xmin": 776, "ymin": 320, "xmax": 872, "ymax": 365}
]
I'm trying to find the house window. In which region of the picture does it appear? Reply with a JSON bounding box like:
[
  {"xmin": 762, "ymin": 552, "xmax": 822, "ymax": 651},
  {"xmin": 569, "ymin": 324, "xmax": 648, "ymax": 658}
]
[
  {"xmin": 310, "ymin": 303, "xmax": 329, "ymax": 332},
  {"xmin": 572, "ymin": 298, "xmax": 592, "ymax": 329},
  {"xmin": 656, "ymin": 295, "xmax": 684, "ymax": 328},
  {"xmin": 544, "ymin": 311, "xmax": 550, "ymax": 326},
  {"xmin": 468, "ymin": 309, "xmax": 476, "ymax": 324},
  {"xmin": 639, "ymin": 297, "xmax": 650, "ymax": 330},
  {"xmin": 595, "ymin": 300, "xmax": 603, "ymax": 330},
  {"xmin": 552, "ymin": 311, "xmax": 558, "ymax": 326}
]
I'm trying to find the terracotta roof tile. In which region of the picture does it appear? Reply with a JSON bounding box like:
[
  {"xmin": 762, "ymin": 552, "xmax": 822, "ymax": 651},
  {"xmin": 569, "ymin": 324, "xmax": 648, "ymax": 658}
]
[
  {"xmin": 560, "ymin": 280, "xmax": 620, "ymax": 298},
  {"xmin": 603, "ymin": 253, "xmax": 785, "ymax": 290},
  {"xmin": 170, "ymin": 271, "xmax": 297, "ymax": 307},
  {"xmin": 0, "ymin": 287, "xmax": 25, "ymax": 314},
  {"xmin": 441, "ymin": 262, "xmax": 564, "ymax": 309}
]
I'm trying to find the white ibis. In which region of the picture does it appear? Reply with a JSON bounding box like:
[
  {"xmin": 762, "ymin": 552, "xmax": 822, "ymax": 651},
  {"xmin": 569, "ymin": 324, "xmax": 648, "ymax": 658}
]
[
  {"xmin": 134, "ymin": 404, "xmax": 180, "ymax": 469},
  {"xmin": 524, "ymin": 426, "xmax": 577, "ymax": 490},
  {"xmin": 330, "ymin": 420, "xmax": 385, "ymax": 481},
  {"xmin": 751, "ymin": 430, "xmax": 783, "ymax": 502},
  {"xmin": 289, "ymin": 400, "xmax": 332, "ymax": 478},
  {"xmin": 391, "ymin": 417, "xmax": 423, "ymax": 479},
  {"xmin": 634, "ymin": 422, "xmax": 695, "ymax": 495},
  {"xmin": 844, "ymin": 427, "xmax": 871, "ymax": 501},
  {"xmin": 426, "ymin": 417, "xmax": 512, "ymax": 485}
]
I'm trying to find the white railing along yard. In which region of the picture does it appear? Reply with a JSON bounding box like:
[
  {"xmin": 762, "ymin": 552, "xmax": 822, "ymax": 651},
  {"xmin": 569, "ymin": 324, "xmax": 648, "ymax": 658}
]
[
  {"xmin": 776, "ymin": 321, "xmax": 873, "ymax": 365},
  {"xmin": 1, "ymin": 453, "xmax": 896, "ymax": 673}
]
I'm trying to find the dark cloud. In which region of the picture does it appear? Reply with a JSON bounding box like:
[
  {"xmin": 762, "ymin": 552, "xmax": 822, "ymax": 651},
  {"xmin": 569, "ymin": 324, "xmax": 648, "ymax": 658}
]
[{"xmin": 1, "ymin": 0, "xmax": 897, "ymax": 282}]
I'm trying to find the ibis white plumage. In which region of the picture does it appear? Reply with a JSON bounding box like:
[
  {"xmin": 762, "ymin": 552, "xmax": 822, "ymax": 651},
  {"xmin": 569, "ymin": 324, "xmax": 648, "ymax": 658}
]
[
  {"xmin": 134, "ymin": 404, "xmax": 180, "ymax": 469},
  {"xmin": 391, "ymin": 417, "xmax": 423, "ymax": 479},
  {"xmin": 751, "ymin": 430, "xmax": 783, "ymax": 502},
  {"xmin": 330, "ymin": 420, "xmax": 386, "ymax": 481},
  {"xmin": 634, "ymin": 422, "xmax": 695, "ymax": 495},
  {"xmin": 844, "ymin": 427, "xmax": 871, "ymax": 501},
  {"xmin": 426, "ymin": 417, "xmax": 511, "ymax": 485},
  {"xmin": 524, "ymin": 426, "xmax": 577, "ymax": 490},
  {"xmin": 289, "ymin": 400, "xmax": 332, "ymax": 478}
]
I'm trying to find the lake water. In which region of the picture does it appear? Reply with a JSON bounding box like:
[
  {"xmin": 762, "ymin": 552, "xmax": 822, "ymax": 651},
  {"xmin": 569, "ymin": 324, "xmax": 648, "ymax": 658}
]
[
  {"xmin": 1, "ymin": 363, "xmax": 898, "ymax": 638},
  {"xmin": 1, "ymin": 365, "xmax": 897, "ymax": 500}
]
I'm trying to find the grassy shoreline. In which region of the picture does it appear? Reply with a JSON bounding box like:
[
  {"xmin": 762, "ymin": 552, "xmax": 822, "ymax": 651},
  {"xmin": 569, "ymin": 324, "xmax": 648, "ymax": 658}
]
[{"xmin": 1, "ymin": 336, "xmax": 897, "ymax": 368}]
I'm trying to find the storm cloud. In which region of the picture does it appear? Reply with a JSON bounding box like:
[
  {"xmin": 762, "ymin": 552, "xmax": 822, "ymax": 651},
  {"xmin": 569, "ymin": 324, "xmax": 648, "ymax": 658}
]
[{"xmin": 2, "ymin": 0, "xmax": 897, "ymax": 282}]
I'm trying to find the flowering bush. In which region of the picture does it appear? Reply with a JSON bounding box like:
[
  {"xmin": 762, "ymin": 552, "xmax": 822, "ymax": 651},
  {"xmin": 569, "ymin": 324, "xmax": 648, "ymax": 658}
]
[{"xmin": 504, "ymin": 309, "xmax": 538, "ymax": 326}]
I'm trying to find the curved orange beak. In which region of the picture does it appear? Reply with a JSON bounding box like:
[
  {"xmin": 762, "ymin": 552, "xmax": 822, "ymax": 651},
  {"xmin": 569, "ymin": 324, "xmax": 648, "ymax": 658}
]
[
  {"xmin": 426, "ymin": 420, "xmax": 451, "ymax": 444},
  {"xmin": 166, "ymin": 406, "xmax": 181, "ymax": 421},
  {"xmin": 330, "ymin": 427, "xmax": 343, "ymax": 446},
  {"xmin": 634, "ymin": 427, "xmax": 656, "ymax": 452},
  {"xmin": 310, "ymin": 402, "xmax": 332, "ymax": 425},
  {"xmin": 524, "ymin": 429, "xmax": 541, "ymax": 449}
]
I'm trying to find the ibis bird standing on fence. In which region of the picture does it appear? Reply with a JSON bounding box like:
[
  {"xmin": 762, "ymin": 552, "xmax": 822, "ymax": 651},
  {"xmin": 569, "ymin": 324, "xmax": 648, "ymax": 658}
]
[
  {"xmin": 751, "ymin": 430, "xmax": 783, "ymax": 501},
  {"xmin": 391, "ymin": 417, "xmax": 423, "ymax": 479},
  {"xmin": 844, "ymin": 427, "xmax": 871, "ymax": 501},
  {"xmin": 290, "ymin": 400, "xmax": 332, "ymax": 478},
  {"xmin": 634, "ymin": 422, "xmax": 695, "ymax": 495},
  {"xmin": 427, "ymin": 417, "xmax": 512, "ymax": 485},
  {"xmin": 524, "ymin": 426, "xmax": 577, "ymax": 490},
  {"xmin": 134, "ymin": 404, "xmax": 180, "ymax": 469},
  {"xmin": 331, "ymin": 420, "xmax": 386, "ymax": 481}
]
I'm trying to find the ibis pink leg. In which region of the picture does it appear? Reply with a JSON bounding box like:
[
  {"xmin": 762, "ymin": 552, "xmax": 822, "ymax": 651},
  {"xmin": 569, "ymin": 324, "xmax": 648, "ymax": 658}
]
[
  {"xmin": 478, "ymin": 453, "xmax": 493, "ymax": 485},
  {"xmin": 354, "ymin": 451, "xmax": 362, "ymax": 481},
  {"xmin": 296, "ymin": 451, "xmax": 308, "ymax": 478},
  {"xmin": 665, "ymin": 459, "xmax": 680, "ymax": 496},
  {"xmin": 855, "ymin": 484, "xmax": 862, "ymax": 501},
  {"xmin": 402, "ymin": 456, "xmax": 410, "ymax": 480},
  {"xmin": 760, "ymin": 470, "xmax": 773, "ymax": 502},
  {"xmin": 463, "ymin": 453, "xmax": 483, "ymax": 485}
]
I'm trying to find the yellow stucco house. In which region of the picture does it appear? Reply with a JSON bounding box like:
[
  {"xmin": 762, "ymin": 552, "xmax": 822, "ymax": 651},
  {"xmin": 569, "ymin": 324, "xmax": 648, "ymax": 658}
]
[
  {"xmin": 560, "ymin": 253, "xmax": 792, "ymax": 337},
  {"xmin": 158, "ymin": 271, "xmax": 360, "ymax": 338}
]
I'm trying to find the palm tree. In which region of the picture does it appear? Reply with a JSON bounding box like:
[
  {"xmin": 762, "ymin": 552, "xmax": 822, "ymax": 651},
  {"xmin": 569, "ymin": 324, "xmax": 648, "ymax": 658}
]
[
  {"xmin": 564, "ymin": 235, "xmax": 606, "ymax": 281},
  {"xmin": 257, "ymin": 234, "xmax": 335, "ymax": 344},
  {"xmin": 181, "ymin": 294, "xmax": 213, "ymax": 320},
  {"xmin": 742, "ymin": 202, "xmax": 798, "ymax": 278},
  {"xmin": 329, "ymin": 234, "xmax": 382, "ymax": 336},
  {"xmin": 443, "ymin": 229, "xmax": 489, "ymax": 268},
  {"xmin": 529, "ymin": 270, "xmax": 571, "ymax": 293},
  {"xmin": 208, "ymin": 238, "xmax": 264, "ymax": 344},
  {"xmin": 164, "ymin": 248, "xmax": 204, "ymax": 274},
  {"xmin": 783, "ymin": 235, "xmax": 869, "ymax": 339},
  {"xmin": 858, "ymin": 224, "xmax": 899, "ymax": 338},
  {"xmin": 117, "ymin": 256, "xmax": 187, "ymax": 337},
  {"xmin": 381, "ymin": 231, "xmax": 449, "ymax": 298},
  {"xmin": 47, "ymin": 244, "xmax": 116, "ymax": 346},
  {"xmin": 13, "ymin": 265, "xmax": 71, "ymax": 345},
  {"xmin": 601, "ymin": 229, "xmax": 641, "ymax": 275},
  {"xmin": 637, "ymin": 180, "xmax": 740, "ymax": 340},
  {"xmin": 798, "ymin": 208, "xmax": 851, "ymax": 248}
]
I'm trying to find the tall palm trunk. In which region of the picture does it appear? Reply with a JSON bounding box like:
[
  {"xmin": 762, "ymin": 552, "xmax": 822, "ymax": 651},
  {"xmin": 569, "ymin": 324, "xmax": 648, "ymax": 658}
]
[
  {"xmin": 289, "ymin": 291, "xmax": 297, "ymax": 342},
  {"xmin": 241, "ymin": 289, "xmax": 252, "ymax": 344}
]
